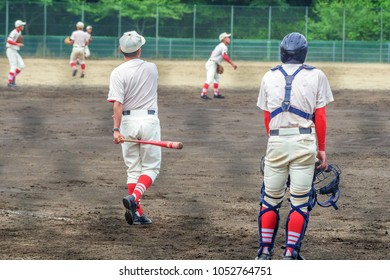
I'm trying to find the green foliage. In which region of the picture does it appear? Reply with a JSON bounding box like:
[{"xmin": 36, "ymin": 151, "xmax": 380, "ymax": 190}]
[{"xmin": 308, "ymin": 0, "xmax": 390, "ymax": 40}]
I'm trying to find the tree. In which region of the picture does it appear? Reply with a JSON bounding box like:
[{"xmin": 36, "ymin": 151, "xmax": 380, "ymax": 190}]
[
  {"xmin": 308, "ymin": 0, "xmax": 390, "ymax": 40},
  {"xmin": 82, "ymin": 0, "xmax": 191, "ymax": 35}
]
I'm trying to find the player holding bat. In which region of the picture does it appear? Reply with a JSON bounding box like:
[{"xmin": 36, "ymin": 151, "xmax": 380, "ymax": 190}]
[{"xmin": 107, "ymin": 30, "xmax": 162, "ymax": 226}]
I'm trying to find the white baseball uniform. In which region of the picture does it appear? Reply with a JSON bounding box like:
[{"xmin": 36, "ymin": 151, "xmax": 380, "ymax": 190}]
[
  {"xmin": 69, "ymin": 30, "xmax": 89, "ymax": 64},
  {"xmin": 205, "ymin": 42, "xmax": 228, "ymax": 84},
  {"xmin": 6, "ymin": 29, "xmax": 25, "ymax": 74},
  {"xmin": 84, "ymin": 32, "xmax": 92, "ymax": 58},
  {"xmin": 257, "ymin": 63, "xmax": 334, "ymax": 210},
  {"xmin": 107, "ymin": 58, "xmax": 161, "ymax": 184}
]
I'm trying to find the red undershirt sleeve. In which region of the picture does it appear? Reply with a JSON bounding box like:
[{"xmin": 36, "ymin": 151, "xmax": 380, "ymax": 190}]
[
  {"xmin": 263, "ymin": 110, "xmax": 270, "ymax": 135},
  {"xmin": 314, "ymin": 106, "xmax": 326, "ymax": 151},
  {"xmin": 223, "ymin": 53, "xmax": 231, "ymax": 63},
  {"xmin": 7, "ymin": 40, "xmax": 18, "ymax": 46}
]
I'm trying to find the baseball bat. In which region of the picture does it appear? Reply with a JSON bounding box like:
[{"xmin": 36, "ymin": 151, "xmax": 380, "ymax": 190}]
[{"xmin": 123, "ymin": 139, "xmax": 183, "ymax": 149}]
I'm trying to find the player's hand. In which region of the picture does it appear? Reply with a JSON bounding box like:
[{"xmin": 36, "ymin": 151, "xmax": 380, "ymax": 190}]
[
  {"xmin": 232, "ymin": 64, "xmax": 237, "ymax": 70},
  {"xmin": 316, "ymin": 151, "xmax": 327, "ymax": 170},
  {"xmin": 18, "ymin": 43, "xmax": 24, "ymax": 47},
  {"xmin": 113, "ymin": 132, "xmax": 125, "ymax": 144}
]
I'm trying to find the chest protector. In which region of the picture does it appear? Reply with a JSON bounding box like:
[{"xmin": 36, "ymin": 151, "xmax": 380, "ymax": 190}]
[{"xmin": 270, "ymin": 64, "xmax": 315, "ymax": 120}]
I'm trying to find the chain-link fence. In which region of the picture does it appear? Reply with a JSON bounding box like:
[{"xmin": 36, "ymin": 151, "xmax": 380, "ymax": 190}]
[{"xmin": 1, "ymin": 1, "xmax": 389, "ymax": 62}]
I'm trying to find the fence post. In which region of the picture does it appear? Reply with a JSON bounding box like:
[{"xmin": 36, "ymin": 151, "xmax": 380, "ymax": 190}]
[
  {"xmin": 156, "ymin": 4, "xmax": 159, "ymax": 59},
  {"xmin": 5, "ymin": 0, "xmax": 9, "ymax": 42},
  {"xmin": 380, "ymin": 8, "xmax": 383, "ymax": 63},
  {"xmin": 43, "ymin": 2, "xmax": 47, "ymax": 57},
  {"xmin": 342, "ymin": 8, "xmax": 345, "ymax": 62},
  {"xmin": 305, "ymin": 6, "xmax": 308, "ymax": 38},
  {"xmin": 230, "ymin": 5, "xmax": 234, "ymax": 58},
  {"xmin": 193, "ymin": 5, "xmax": 196, "ymax": 60},
  {"xmin": 267, "ymin": 6, "xmax": 272, "ymax": 61}
]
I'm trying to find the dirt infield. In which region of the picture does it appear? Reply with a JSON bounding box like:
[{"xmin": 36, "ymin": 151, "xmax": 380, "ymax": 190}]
[{"xmin": 0, "ymin": 58, "xmax": 389, "ymax": 260}]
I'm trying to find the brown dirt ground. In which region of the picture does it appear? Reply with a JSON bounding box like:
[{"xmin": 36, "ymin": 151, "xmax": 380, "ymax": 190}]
[{"xmin": 0, "ymin": 58, "xmax": 389, "ymax": 260}]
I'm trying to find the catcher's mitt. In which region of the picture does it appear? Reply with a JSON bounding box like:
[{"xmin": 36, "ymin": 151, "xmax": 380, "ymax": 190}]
[
  {"xmin": 64, "ymin": 36, "xmax": 71, "ymax": 45},
  {"xmin": 216, "ymin": 64, "xmax": 224, "ymax": 74},
  {"xmin": 16, "ymin": 35, "xmax": 23, "ymax": 44}
]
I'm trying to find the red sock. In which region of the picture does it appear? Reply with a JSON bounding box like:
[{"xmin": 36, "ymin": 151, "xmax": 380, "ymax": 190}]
[
  {"xmin": 136, "ymin": 204, "xmax": 143, "ymax": 216},
  {"xmin": 260, "ymin": 206, "xmax": 277, "ymax": 252},
  {"xmin": 8, "ymin": 72, "xmax": 15, "ymax": 84},
  {"xmin": 133, "ymin": 175, "xmax": 153, "ymax": 203},
  {"xmin": 213, "ymin": 83, "xmax": 219, "ymax": 95},
  {"xmin": 81, "ymin": 63, "xmax": 86, "ymax": 73},
  {"xmin": 201, "ymin": 83, "xmax": 209, "ymax": 95},
  {"xmin": 127, "ymin": 183, "xmax": 136, "ymax": 195},
  {"xmin": 286, "ymin": 211, "xmax": 305, "ymax": 254}
]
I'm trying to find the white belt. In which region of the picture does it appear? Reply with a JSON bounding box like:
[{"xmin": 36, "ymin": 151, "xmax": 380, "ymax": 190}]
[{"xmin": 73, "ymin": 45, "xmax": 85, "ymax": 48}]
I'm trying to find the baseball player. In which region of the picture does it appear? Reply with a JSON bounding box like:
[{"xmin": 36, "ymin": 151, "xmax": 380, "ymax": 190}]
[
  {"xmin": 107, "ymin": 31, "xmax": 161, "ymax": 226},
  {"xmin": 68, "ymin": 21, "xmax": 89, "ymax": 78},
  {"xmin": 255, "ymin": 32, "xmax": 334, "ymax": 260},
  {"xmin": 200, "ymin": 32, "xmax": 237, "ymax": 100},
  {"xmin": 6, "ymin": 20, "xmax": 26, "ymax": 88},
  {"xmin": 84, "ymin": 25, "xmax": 93, "ymax": 58}
]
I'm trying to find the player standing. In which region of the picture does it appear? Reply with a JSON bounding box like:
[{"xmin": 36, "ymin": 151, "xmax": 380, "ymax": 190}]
[
  {"xmin": 200, "ymin": 32, "xmax": 237, "ymax": 100},
  {"xmin": 255, "ymin": 32, "xmax": 334, "ymax": 260},
  {"xmin": 84, "ymin": 25, "xmax": 93, "ymax": 58},
  {"xmin": 107, "ymin": 31, "xmax": 161, "ymax": 225},
  {"xmin": 6, "ymin": 20, "xmax": 26, "ymax": 88},
  {"xmin": 68, "ymin": 21, "xmax": 89, "ymax": 78}
]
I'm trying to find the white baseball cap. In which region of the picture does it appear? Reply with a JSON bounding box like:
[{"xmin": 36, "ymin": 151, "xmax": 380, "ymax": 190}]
[
  {"xmin": 219, "ymin": 32, "xmax": 231, "ymax": 41},
  {"xmin": 76, "ymin": 21, "xmax": 84, "ymax": 28},
  {"xmin": 86, "ymin": 25, "xmax": 92, "ymax": 30},
  {"xmin": 15, "ymin": 20, "xmax": 26, "ymax": 28},
  {"xmin": 119, "ymin": 31, "xmax": 145, "ymax": 53}
]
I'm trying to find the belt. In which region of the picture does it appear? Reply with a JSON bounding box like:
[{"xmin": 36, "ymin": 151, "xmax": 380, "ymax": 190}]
[
  {"xmin": 269, "ymin": 127, "xmax": 313, "ymax": 136},
  {"xmin": 122, "ymin": 110, "xmax": 156, "ymax": 116}
]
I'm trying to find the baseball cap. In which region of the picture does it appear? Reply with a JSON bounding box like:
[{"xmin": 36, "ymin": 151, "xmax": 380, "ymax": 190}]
[
  {"xmin": 76, "ymin": 21, "xmax": 84, "ymax": 28},
  {"xmin": 219, "ymin": 32, "xmax": 231, "ymax": 41},
  {"xmin": 119, "ymin": 31, "xmax": 145, "ymax": 53},
  {"xmin": 86, "ymin": 26, "xmax": 92, "ymax": 30},
  {"xmin": 15, "ymin": 20, "xmax": 26, "ymax": 28}
]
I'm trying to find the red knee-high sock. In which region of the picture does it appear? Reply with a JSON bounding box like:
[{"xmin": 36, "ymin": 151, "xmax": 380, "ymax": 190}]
[
  {"xmin": 127, "ymin": 183, "xmax": 136, "ymax": 195},
  {"xmin": 128, "ymin": 183, "xmax": 143, "ymax": 215},
  {"xmin": 8, "ymin": 72, "xmax": 15, "ymax": 84},
  {"xmin": 213, "ymin": 83, "xmax": 219, "ymax": 95},
  {"xmin": 132, "ymin": 175, "xmax": 153, "ymax": 203},
  {"xmin": 260, "ymin": 206, "xmax": 277, "ymax": 253},
  {"xmin": 81, "ymin": 63, "xmax": 86, "ymax": 73},
  {"xmin": 201, "ymin": 83, "xmax": 209, "ymax": 96},
  {"xmin": 286, "ymin": 211, "xmax": 305, "ymax": 254}
]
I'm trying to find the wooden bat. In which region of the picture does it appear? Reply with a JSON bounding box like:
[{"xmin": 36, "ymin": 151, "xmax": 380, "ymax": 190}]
[{"xmin": 123, "ymin": 139, "xmax": 183, "ymax": 149}]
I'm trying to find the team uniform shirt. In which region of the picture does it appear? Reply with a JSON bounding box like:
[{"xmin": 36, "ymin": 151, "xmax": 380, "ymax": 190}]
[
  {"xmin": 107, "ymin": 59, "xmax": 158, "ymax": 111},
  {"xmin": 257, "ymin": 63, "xmax": 334, "ymax": 129},
  {"xmin": 6, "ymin": 29, "xmax": 22, "ymax": 51},
  {"xmin": 70, "ymin": 30, "xmax": 89, "ymax": 47},
  {"xmin": 209, "ymin": 42, "xmax": 228, "ymax": 64}
]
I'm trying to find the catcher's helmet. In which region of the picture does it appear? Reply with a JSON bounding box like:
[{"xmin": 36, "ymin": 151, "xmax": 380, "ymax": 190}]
[
  {"xmin": 313, "ymin": 162, "xmax": 341, "ymax": 210},
  {"xmin": 280, "ymin": 32, "xmax": 308, "ymax": 64}
]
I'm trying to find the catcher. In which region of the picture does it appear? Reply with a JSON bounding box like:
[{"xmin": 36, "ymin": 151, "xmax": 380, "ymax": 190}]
[
  {"xmin": 255, "ymin": 32, "xmax": 334, "ymax": 260},
  {"xmin": 200, "ymin": 32, "xmax": 237, "ymax": 100},
  {"xmin": 6, "ymin": 20, "xmax": 26, "ymax": 88}
]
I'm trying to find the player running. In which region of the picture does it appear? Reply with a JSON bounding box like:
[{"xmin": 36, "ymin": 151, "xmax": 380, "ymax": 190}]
[
  {"xmin": 6, "ymin": 20, "xmax": 26, "ymax": 88},
  {"xmin": 68, "ymin": 21, "xmax": 89, "ymax": 78}
]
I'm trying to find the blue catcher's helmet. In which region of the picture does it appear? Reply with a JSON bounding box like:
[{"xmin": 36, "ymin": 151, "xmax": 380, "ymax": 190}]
[
  {"xmin": 313, "ymin": 162, "xmax": 341, "ymax": 210},
  {"xmin": 280, "ymin": 32, "xmax": 308, "ymax": 64}
]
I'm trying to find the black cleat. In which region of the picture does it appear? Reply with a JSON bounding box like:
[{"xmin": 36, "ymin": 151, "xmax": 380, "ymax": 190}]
[
  {"xmin": 122, "ymin": 195, "xmax": 137, "ymax": 225},
  {"xmin": 80, "ymin": 73, "xmax": 85, "ymax": 78},
  {"xmin": 201, "ymin": 95, "xmax": 211, "ymax": 100},
  {"xmin": 213, "ymin": 94, "xmax": 225, "ymax": 99},
  {"xmin": 133, "ymin": 213, "xmax": 152, "ymax": 225},
  {"xmin": 72, "ymin": 69, "xmax": 77, "ymax": 77}
]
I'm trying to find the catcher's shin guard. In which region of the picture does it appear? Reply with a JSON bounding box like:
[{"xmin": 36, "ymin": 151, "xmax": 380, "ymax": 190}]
[
  {"xmin": 283, "ymin": 188, "xmax": 316, "ymax": 259},
  {"xmin": 257, "ymin": 183, "xmax": 282, "ymax": 257}
]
